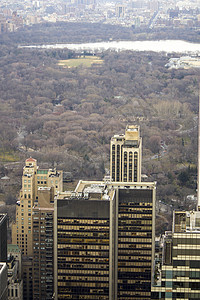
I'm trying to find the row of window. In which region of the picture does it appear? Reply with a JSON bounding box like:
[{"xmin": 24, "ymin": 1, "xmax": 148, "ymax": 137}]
[{"xmin": 8, "ymin": 288, "xmax": 19, "ymax": 297}]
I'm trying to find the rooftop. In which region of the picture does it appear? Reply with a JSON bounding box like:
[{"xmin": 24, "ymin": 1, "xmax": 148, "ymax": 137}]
[
  {"xmin": 75, "ymin": 180, "xmax": 156, "ymax": 196},
  {"xmin": 7, "ymin": 244, "xmax": 21, "ymax": 254},
  {"xmin": 0, "ymin": 213, "xmax": 7, "ymax": 224},
  {"xmin": 0, "ymin": 263, "xmax": 6, "ymax": 271},
  {"xmin": 174, "ymin": 210, "xmax": 200, "ymax": 233},
  {"xmin": 26, "ymin": 157, "xmax": 36, "ymax": 162},
  {"xmin": 126, "ymin": 124, "xmax": 139, "ymax": 132},
  {"xmin": 38, "ymin": 187, "xmax": 52, "ymax": 191}
]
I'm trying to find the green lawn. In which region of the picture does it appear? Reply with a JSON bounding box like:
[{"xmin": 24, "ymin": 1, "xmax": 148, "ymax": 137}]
[{"xmin": 58, "ymin": 56, "xmax": 103, "ymax": 68}]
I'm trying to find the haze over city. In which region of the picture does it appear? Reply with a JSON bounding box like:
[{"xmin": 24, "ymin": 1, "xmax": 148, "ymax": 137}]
[{"xmin": 1, "ymin": 0, "xmax": 200, "ymax": 31}]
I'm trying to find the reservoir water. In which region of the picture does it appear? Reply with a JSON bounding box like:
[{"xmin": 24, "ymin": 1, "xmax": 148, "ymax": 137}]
[{"xmin": 22, "ymin": 40, "xmax": 200, "ymax": 54}]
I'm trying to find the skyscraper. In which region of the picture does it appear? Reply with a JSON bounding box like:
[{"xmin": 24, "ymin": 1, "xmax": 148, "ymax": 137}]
[
  {"xmin": 151, "ymin": 92, "xmax": 200, "ymax": 299},
  {"xmin": 0, "ymin": 214, "xmax": 7, "ymax": 262},
  {"xmin": 12, "ymin": 158, "xmax": 63, "ymax": 299},
  {"xmin": 110, "ymin": 125, "xmax": 142, "ymax": 182},
  {"xmin": 54, "ymin": 180, "xmax": 156, "ymax": 300},
  {"xmin": 32, "ymin": 187, "xmax": 54, "ymax": 300},
  {"xmin": 12, "ymin": 158, "xmax": 63, "ymax": 256},
  {"xmin": 115, "ymin": 4, "xmax": 125, "ymax": 18},
  {"xmin": 152, "ymin": 210, "xmax": 200, "ymax": 299}
]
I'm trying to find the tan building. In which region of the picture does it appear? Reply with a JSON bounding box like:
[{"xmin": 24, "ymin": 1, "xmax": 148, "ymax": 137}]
[
  {"xmin": 12, "ymin": 158, "xmax": 63, "ymax": 257},
  {"xmin": 12, "ymin": 158, "xmax": 63, "ymax": 299},
  {"xmin": 110, "ymin": 125, "xmax": 142, "ymax": 182}
]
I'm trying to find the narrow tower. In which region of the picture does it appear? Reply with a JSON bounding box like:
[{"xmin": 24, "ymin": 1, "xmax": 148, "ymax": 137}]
[
  {"xmin": 110, "ymin": 125, "xmax": 142, "ymax": 182},
  {"xmin": 198, "ymin": 90, "xmax": 200, "ymax": 210}
]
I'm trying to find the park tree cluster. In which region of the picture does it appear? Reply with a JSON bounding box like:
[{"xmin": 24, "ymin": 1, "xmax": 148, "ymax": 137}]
[{"xmin": 0, "ymin": 23, "xmax": 200, "ymax": 233}]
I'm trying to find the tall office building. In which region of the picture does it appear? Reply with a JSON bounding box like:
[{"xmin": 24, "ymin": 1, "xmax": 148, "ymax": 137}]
[
  {"xmin": 110, "ymin": 125, "xmax": 142, "ymax": 182},
  {"xmin": 12, "ymin": 157, "xmax": 63, "ymax": 256},
  {"xmin": 32, "ymin": 187, "xmax": 54, "ymax": 300},
  {"xmin": 0, "ymin": 214, "xmax": 7, "ymax": 262},
  {"xmin": 54, "ymin": 180, "xmax": 156, "ymax": 300},
  {"xmin": 152, "ymin": 210, "xmax": 200, "ymax": 299},
  {"xmin": 151, "ymin": 94, "xmax": 200, "ymax": 299}
]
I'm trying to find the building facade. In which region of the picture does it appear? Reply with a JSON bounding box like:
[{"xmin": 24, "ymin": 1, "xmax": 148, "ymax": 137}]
[
  {"xmin": 110, "ymin": 125, "xmax": 142, "ymax": 183},
  {"xmin": 115, "ymin": 4, "xmax": 125, "ymax": 17},
  {"xmin": 0, "ymin": 214, "xmax": 7, "ymax": 262},
  {"xmin": 7, "ymin": 250, "xmax": 23, "ymax": 300},
  {"xmin": 12, "ymin": 158, "xmax": 63, "ymax": 300},
  {"xmin": 152, "ymin": 210, "xmax": 200, "ymax": 299},
  {"xmin": 32, "ymin": 187, "xmax": 54, "ymax": 300},
  {"xmin": 12, "ymin": 158, "xmax": 62, "ymax": 256},
  {"xmin": 54, "ymin": 180, "xmax": 156, "ymax": 300},
  {"xmin": 22, "ymin": 256, "xmax": 33, "ymax": 300}
]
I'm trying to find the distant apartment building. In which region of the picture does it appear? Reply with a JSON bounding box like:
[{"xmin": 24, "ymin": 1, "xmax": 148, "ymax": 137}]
[
  {"xmin": 115, "ymin": 4, "xmax": 125, "ymax": 18},
  {"xmin": 152, "ymin": 210, "xmax": 200, "ymax": 299},
  {"xmin": 0, "ymin": 214, "xmax": 7, "ymax": 262},
  {"xmin": 0, "ymin": 14, "xmax": 7, "ymax": 33},
  {"xmin": 110, "ymin": 125, "xmax": 142, "ymax": 182},
  {"xmin": 54, "ymin": 180, "xmax": 156, "ymax": 300}
]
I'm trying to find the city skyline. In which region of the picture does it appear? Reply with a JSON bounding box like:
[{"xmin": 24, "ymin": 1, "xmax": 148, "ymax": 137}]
[
  {"xmin": 6, "ymin": 124, "xmax": 156, "ymax": 299},
  {"xmin": 1, "ymin": 0, "xmax": 200, "ymax": 32}
]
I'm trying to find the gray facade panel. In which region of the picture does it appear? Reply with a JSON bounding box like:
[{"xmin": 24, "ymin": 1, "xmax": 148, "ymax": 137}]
[
  {"xmin": 57, "ymin": 199, "xmax": 110, "ymax": 218},
  {"xmin": 119, "ymin": 189, "xmax": 153, "ymax": 203}
]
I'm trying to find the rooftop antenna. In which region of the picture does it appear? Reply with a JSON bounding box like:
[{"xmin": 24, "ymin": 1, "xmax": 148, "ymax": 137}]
[{"xmin": 198, "ymin": 85, "xmax": 200, "ymax": 211}]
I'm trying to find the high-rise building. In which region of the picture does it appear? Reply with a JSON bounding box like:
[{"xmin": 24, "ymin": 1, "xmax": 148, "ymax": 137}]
[
  {"xmin": 115, "ymin": 4, "xmax": 125, "ymax": 18},
  {"xmin": 54, "ymin": 180, "xmax": 156, "ymax": 300},
  {"xmin": 0, "ymin": 214, "xmax": 7, "ymax": 262},
  {"xmin": 22, "ymin": 256, "xmax": 33, "ymax": 300},
  {"xmin": 12, "ymin": 158, "xmax": 63, "ymax": 256},
  {"xmin": 12, "ymin": 158, "xmax": 63, "ymax": 300},
  {"xmin": 32, "ymin": 187, "xmax": 54, "ymax": 300},
  {"xmin": 110, "ymin": 125, "xmax": 142, "ymax": 182},
  {"xmin": 152, "ymin": 210, "xmax": 200, "ymax": 299}
]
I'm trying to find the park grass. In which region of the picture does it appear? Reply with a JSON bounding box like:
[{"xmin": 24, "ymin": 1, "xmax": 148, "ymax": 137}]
[
  {"xmin": 58, "ymin": 56, "xmax": 103, "ymax": 68},
  {"xmin": 0, "ymin": 150, "xmax": 19, "ymax": 162}
]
